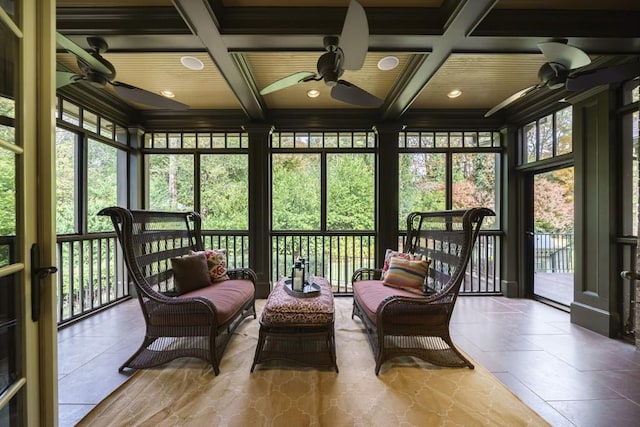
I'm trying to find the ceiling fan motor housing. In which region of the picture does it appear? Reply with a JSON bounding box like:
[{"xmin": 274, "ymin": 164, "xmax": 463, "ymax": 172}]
[
  {"xmin": 539, "ymin": 62, "xmax": 569, "ymax": 89},
  {"xmin": 317, "ymin": 51, "xmax": 344, "ymax": 87}
]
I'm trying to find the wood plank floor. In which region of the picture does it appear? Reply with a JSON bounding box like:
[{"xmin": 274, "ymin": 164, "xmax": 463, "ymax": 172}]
[{"xmin": 58, "ymin": 296, "xmax": 640, "ymax": 427}]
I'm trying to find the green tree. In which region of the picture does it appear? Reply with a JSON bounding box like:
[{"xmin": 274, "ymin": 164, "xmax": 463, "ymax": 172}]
[
  {"xmin": 327, "ymin": 153, "xmax": 374, "ymax": 230},
  {"xmin": 200, "ymin": 154, "xmax": 248, "ymax": 230},
  {"xmin": 272, "ymin": 153, "xmax": 321, "ymax": 230}
]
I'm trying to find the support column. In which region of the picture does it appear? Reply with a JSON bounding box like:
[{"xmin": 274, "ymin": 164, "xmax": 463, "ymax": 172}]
[
  {"xmin": 246, "ymin": 123, "xmax": 273, "ymax": 298},
  {"xmin": 500, "ymin": 125, "xmax": 524, "ymax": 297},
  {"xmin": 570, "ymin": 87, "xmax": 620, "ymax": 337},
  {"xmin": 374, "ymin": 123, "xmax": 402, "ymax": 266},
  {"xmin": 126, "ymin": 126, "xmax": 144, "ymax": 209}
]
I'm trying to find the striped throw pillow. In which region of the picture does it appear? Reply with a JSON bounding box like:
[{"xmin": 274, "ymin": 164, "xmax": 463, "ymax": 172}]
[{"xmin": 382, "ymin": 257, "xmax": 430, "ymax": 294}]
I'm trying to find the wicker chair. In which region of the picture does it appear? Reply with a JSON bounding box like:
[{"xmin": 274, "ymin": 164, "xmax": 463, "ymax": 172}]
[
  {"xmin": 99, "ymin": 207, "xmax": 256, "ymax": 374},
  {"xmin": 352, "ymin": 208, "xmax": 494, "ymax": 374}
]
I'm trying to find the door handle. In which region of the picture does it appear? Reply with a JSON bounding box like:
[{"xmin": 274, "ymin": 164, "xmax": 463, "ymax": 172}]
[
  {"xmin": 31, "ymin": 244, "xmax": 57, "ymax": 322},
  {"xmin": 621, "ymin": 271, "xmax": 640, "ymax": 280}
]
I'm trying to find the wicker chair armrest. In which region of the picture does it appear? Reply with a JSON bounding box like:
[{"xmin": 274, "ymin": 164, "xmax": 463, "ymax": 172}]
[
  {"xmin": 226, "ymin": 267, "xmax": 258, "ymax": 285},
  {"xmin": 376, "ymin": 292, "xmax": 453, "ymax": 317},
  {"xmin": 145, "ymin": 295, "xmax": 217, "ymax": 325},
  {"xmin": 352, "ymin": 267, "xmax": 383, "ymax": 282}
]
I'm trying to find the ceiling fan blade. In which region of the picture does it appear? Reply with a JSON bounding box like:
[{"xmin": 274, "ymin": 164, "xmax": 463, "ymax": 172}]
[
  {"xmin": 566, "ymin": 61, "xmax": 640, "ymax": 91},
  {"xmin": 56, "ymin": 71, "xmax": 80, "ymax": 88},
  {"xmin": 331, "ymin": 80, "xmax": 382, "ymax": 107},
  {"xmin": 538, "ymin": 42, "xmax": 591, "ymax": 70},
  {"xmin": 484, "ymin": 85, "xmax": 539, "ymax": 117},
  {"xmin": 56, "ymin": 32, "xmax": 113, "ymax": 76},
  {"xmin": 111, "ymin": 81, "xmax": 189, "ymax": 110},
  {"xmin": 339, "ymin": 0, "xmax": 368, "ymax": 71},
  {"xmin": 260, "ymin": 71, "xmax": 316, "ymax": 95}
]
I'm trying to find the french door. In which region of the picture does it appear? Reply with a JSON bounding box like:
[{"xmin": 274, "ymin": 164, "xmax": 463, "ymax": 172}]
[
  {"xmin": 0, "ymin": 1, "xmax": 57, "ymax": 425},
  {"xmin": 531, "ymin": 166, "xmax": 575, "ymax": 307}
]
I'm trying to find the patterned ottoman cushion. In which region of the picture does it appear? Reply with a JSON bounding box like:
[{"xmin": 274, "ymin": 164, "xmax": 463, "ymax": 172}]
[{"xmin": 262, "ymin": 277, "xmax": 334, "ymax": 325}]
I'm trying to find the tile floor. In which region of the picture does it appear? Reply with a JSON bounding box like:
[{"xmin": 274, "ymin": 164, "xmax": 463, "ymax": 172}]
[{"xmin": 58, "ymin": 296, "xmax": 640, "ymax": 426}]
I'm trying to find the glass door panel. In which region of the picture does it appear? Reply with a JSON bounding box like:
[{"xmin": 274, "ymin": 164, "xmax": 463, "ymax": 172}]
[{"xmin": 533, "ymin": 167, "xmax": 575, "ymax": 306}]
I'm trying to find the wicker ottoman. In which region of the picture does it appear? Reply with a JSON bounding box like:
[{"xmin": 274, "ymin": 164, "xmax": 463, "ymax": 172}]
[{"xmin": 251, "ymin": 276, "xmax": 338, "ymax": 372}]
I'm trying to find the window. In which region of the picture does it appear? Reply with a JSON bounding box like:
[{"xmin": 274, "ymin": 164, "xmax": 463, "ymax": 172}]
[
  {"xmin": 55, "ymin": 128, "xmax": 77, "ymax": 234},
  {"xmin": 399, "ymin": 131, "xmax": 500, "ymax": 228},
  {"xmin": 326, "ymin": 153, "xmax": 374, "ymax": 231},
  {"xmin": 146, "ymin": 154, "xmax": 195, "ymax": 211},
  {"xmin": 621, "ymin": 78, "xmax": 640, "ymax": 236},
  {"xmin": 200, "ymin": 154, "xmax": 248, "ymax": 230},
  {"xmin": 399, "ymin": 152, "xmax": 446, "ymax": 221},
  {"xmin": 143, "ymin": 131, "xmax": 249, "ymax": 270},
  {"xmin": 520, "ymin": 106, "xmax": 572, "ymax": 164},
  {"xmin": 272, "ymin": 153, "xmax": 321, "ymax": 231},
  {"xmin": 452, "ymin": 153, "xmax": 498, "ymax": 228},
  {"xmin": 87, "ymin": 139, "xmax": 120, "ymax": 232},
  {"xmin": 270, "ymin": 131, "xmax": 376, "ymax": 288},
  {"xmin": 56, "ymin": 98, "xmax": 129, "ymax": 234}
]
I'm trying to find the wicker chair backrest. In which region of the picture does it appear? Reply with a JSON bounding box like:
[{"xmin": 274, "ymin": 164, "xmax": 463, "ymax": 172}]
[
  {"xmin": 99, "ymin": 207, "xmax": 204, "ymax": 298},
  {"xmin": 404, "ymin": 208, "xmax": 494, "ymax": 295}
]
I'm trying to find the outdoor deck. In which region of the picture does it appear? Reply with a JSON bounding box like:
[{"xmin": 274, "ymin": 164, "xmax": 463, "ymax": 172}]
[{"xmin": 534, "ymin": 272, "xmax": 574, "ymax": 306}]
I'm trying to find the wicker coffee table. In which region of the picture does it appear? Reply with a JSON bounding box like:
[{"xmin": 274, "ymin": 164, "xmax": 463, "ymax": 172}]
[{"xmin": 251, "ymin": 276, "xmax": 338, "ymax": 372}]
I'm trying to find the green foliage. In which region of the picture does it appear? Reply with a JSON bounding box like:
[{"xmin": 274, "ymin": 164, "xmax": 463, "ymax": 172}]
[
  {"xmin": 272, "ymin": 154, "xmax": 321, "ymax": 230},
  {"xmin": 534, "ymin": 168, "xmax": 574, "ymax": 233},
  {"xmin": 147, "ymin": 154, "xmax": 195, "ymax": 211},
  {"xmin": 326, "ymin": 154, "xmax": 374, "ymax": 230},
  {"xmin": 200, "ymin": 154, "xmax": 248, "ymax": 230},
  {"xmin": 399, "ymin": 153, "xmax": 446, "ymax": 224},
  {"xmin": 55, "ymin": 129, "xmax": 76, "ymax": 234},
  {"xmin": 87, "ymin": 140, "xmax": 119, "ymax": 232}
]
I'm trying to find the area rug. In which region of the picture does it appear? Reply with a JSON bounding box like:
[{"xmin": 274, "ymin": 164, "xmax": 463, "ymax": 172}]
[{"xmin": 78, "ymin": 298, "xmax": 549, "ymax": 427}]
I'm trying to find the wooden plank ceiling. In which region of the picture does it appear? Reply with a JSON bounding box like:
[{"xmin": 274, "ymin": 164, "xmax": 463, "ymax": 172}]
[{"xmin": 55, "ymin": 0, "xmax": 640, "ymax": 120}]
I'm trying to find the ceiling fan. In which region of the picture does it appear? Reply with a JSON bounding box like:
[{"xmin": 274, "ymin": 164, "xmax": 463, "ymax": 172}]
[
  {"xmin": 56, "ymin": 32, "xmax": 189, "ymax": 110},
  {"xmin": 259, "ymin": 0, "xmax": 382, "ymax": 108},
  {"xmin": 485, "ymin": 40, "xmax": 640, "ymax": 117}
]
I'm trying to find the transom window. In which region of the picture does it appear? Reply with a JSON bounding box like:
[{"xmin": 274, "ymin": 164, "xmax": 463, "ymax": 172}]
[{"xmin": 520, "ymin": 106, "xmax": 572, "ymax": 165}]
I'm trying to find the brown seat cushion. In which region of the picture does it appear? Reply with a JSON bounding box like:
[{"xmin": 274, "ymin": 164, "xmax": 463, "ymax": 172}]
[
  {"xmin": 147, "ymin": 279, "xmax": 254, "ymax": 328},
  {"xmin": 353, "ymin": 280, "xmax": 423, "ymax": 323},
  {"xmin": 181, "ymin": 279, "xmax": 254, "ymax": 325}
]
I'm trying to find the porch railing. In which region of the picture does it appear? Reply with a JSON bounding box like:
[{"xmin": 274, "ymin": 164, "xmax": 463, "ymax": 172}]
[
  {"xmin": 56, "ymin": 234, "xmax": 128, "ymax": 326},
  {"xmin": 533, "ymin": 232, "xmax": 574, "ymax": 273},
  {"xmin": 54, "ymin": 230, "xmax": 501, "ymax": 326},
  {"xmin": 271, "ymin": 231, "xmax": 501, "ymax": 295}
]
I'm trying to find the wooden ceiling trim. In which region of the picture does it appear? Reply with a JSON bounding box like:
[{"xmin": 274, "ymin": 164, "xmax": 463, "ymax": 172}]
[
  {"xmin": 56, "ymin": 7, "xmax": 190, "ymax": 35},
  {"xmin": 473, "ymin": 9, "xmax": 640, "ymax": 39},
  {"xmin": 382, "ymin": 0, "xmax": 499, "ymax": 120},
  {"xmin": 218, "ymin": 7, "xmax": 444, "ymax": 36},
  {"xmin": 173, "ymin": 0, "xmax": 265, "ymax": 120}
]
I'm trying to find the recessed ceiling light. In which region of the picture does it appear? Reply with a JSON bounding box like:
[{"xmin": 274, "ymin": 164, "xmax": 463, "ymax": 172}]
[
  {"xmin": 160, "ymin": 90, "xmax": 175, "ymax": 98},
  {"xmin": 447, "ymin": 89, "xmax": 462, "ymax": 98},
  {"xmin": 307, "ymin": 89, "xmax": 320, "ymax": 98},
  {"xmin": 377, "ymin": 56, "xmax": 399, "ymax": 71},
  {"xmin": 180, "ymin": 56, "xmax": 204, "ymax": 70}
]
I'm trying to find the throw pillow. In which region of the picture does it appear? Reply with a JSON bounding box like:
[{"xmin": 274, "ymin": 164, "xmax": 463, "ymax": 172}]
[
  {"xmin": 170, "ymin": 253, "xmax": 211, "ymax": 295},
  {"xmin": 382, "ymin": 257, "xmax": 430, "ymax": 295},
  {"xmin": 190, "ymin": 249, "xmax": 230, "ymax": 282},
  {"xmin": 381, "ymin": 248, "xmax": 416, "ymax": 279}
]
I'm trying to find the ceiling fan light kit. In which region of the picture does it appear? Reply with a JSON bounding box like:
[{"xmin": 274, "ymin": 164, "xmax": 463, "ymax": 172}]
[
  {"xmin": 485, "ymin": 40, "xmax": 640, "ymax": 117},
  {"xmin": 258, "ymin": 0, "xmax": 382, "ymax": 108}
]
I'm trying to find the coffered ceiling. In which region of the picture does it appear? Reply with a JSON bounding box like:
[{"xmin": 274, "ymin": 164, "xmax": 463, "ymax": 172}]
[{"xmin": 55, "ymin": 0, "xmax": 640, "ymax": 124}]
